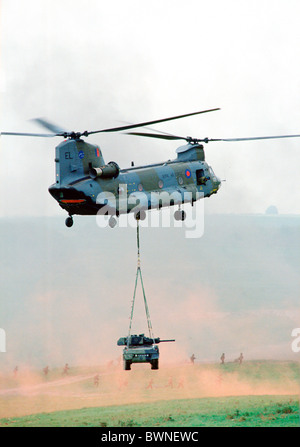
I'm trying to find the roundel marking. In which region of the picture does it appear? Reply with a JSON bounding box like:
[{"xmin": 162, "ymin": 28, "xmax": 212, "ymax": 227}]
[
  {"xmin": 78, "ymin": 150, "xmax": 84, "ymax": 159},
  {"xmin": 185, "ymin": 169, "xmax": 191, "ymax": 178}
]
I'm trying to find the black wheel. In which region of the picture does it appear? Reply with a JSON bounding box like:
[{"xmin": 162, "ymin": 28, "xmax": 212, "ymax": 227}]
[
  {"xmin": 151, "ymin": 359, "xmax": 159, "ymax": 370},
  {"xmin": 174, "ymin": 210, "xmax": 186, "ymax": 221},
  {"xmin": 65, "ymin": 216, "xmax": 73, "ymax": 227},
  {"xmin": 109, "ymin": 216, "xmax": 117, "ymax": 228},
  {"xmin": 123, "ymin": 360, "xmax": 131, "ymax": 371},
  {"xmin": 174, "ymin": 210, "xmax": 181, "ymax": 221}
]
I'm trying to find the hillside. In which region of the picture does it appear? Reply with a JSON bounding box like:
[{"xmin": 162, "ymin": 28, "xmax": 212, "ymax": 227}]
[
  {"xmin": 0, "ymin": 214, "xmax": 299, "ymax": 369},
  {"xmin": 0, "ymin": 360, "xmax": 299, "ymax": 426}
]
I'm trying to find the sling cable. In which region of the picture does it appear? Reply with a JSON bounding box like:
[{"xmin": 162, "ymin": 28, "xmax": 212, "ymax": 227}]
[{"xmin": 117, "ymin": 220, "xmax": 175, "ymax": 371}]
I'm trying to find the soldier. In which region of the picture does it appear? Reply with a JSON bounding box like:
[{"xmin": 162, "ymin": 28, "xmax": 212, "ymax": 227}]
[
  {"xmin": 178, "ymin": 377, "xmax": 184, "ymax": 388},
  {"xmin": 190, "ymin": 354, "xmax": 196, "ymax": 364},
  {"xmin": 238, "ymin": 353, "xmax": 244, "ymax": 364},
  {"xmin": 62, "ymin": 363, "xmax": 70, "ymax": 375},
  {"xmin": 146, "ymin": 379, "xmax": 153, "ymax": 390},
  {"xmin": 220, "ymin": 353, "xmax": 225, "ymax": 364},
  {"xmin": 166, "ymin": 376, "xmax": 173, "ymax": 388},
  {"xmin": 94, "ymin": 374, "xmax": 99, "ymax": 387}
]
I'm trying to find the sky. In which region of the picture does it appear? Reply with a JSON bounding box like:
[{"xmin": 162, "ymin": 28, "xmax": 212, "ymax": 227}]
[{"xmin": 1, "ymin": 0, "xmax": 300, "ymax": 216}]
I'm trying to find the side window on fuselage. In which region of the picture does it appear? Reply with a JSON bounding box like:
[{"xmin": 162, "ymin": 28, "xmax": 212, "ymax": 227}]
[{"xmin": 196, "ymin": 169, "xmax": 206, "ymax": 185}]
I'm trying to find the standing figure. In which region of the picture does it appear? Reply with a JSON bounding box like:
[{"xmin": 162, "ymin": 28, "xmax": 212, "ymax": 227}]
[
  {"xmin": 190, "ymin": 354, "xmax": 196, "ymax": 364},
  {"xmin": 220, "ymin": 353, "xmax": 225, "ymax": 364},
  {"xmin": 166, "ymin": 376, "xmax": 173, "ymax": 388},
  {"xmin": 178, "ymin": 377, "xmax": 184, "ymax": 388},
  {"xmin": 146, "ymin": 379, "xmax": 153, "ymax": 390},
  {"xmin": 62, "ymin": 363, "xmax": 70, "ymax": 375}
]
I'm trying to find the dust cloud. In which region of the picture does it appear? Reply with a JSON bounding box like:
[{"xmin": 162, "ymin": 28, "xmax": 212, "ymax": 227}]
[
  {"xmin": 0, "ymin": 215, "xmax": 299, "ymax": 418},
  {"xmin": 0, "ymin": 360, "xmax": 299, "ymax": 419}
]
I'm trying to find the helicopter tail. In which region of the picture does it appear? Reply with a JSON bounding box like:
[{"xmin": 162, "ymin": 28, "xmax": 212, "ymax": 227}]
[{"xmin": 54, "ymin": 139, "xmax": 105, "ymax": 186}]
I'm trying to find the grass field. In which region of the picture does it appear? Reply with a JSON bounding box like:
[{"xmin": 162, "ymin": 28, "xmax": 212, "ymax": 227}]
[{"xmin": 0, "ymin": 360, "xmax": 299, "ymax": 427}]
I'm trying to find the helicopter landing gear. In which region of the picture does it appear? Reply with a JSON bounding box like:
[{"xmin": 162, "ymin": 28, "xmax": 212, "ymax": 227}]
[
  {"xmin": 65, "ymin": 215, "xmax": 74, "ymax": 227},
  {"xmin": 174, "ymin": 209, "xmax": 186, "ymax": 221},
  {"xmin": 134, "ymin": 210, "xmax": 146, "ymax": 221},
  {"xmin": 109, "ymin": 216, "xmax": 118, "ymax": 228}
]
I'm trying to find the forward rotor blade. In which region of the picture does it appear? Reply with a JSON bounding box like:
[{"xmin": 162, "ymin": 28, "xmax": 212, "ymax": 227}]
[
  {"xmin": 87, "ymin": 108, "xmax": 221, "ymax": 135},
  {"xmin": 210, "ymin": 134, "xmax": 300, "ymax": 142},
  {"xmin": 0, "ymin": 131, "xmax": 57, "ymax": 137},
  {"xmin": 126, "ymin": 130, "xmax": 300, "ymax": 145},
  {"xmin": 126, "ymin": 131, "xmax": 186, "ymax": 141}
]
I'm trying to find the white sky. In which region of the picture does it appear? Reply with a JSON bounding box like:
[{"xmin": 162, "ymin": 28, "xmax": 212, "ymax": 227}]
[{"xmin": 1, "ymin": 0, "xmax": 300, "ymax": 216}]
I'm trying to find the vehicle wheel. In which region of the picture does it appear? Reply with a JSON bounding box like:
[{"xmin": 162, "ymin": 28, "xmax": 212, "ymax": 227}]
[
  {"xmin": 174, "ymin": 210, "xmax": 186, "ymax": 221},
  {"xmin": 65, "ymin": 216, "xmax": 73, "ymax": 227},
  {"xmin": 151, "ymin": 359, "xmax": 159, "ymax": 370},
  {"xmin": 109, "ymin": 216, "xmax": 117, "ymax": 228},
  {"xmin": 124, "ymin": 360, "xmax": 131, "ymax": 370},
  {"xmin": 174, "ymin": 210, "xmax": 180, "ymax": 221}
]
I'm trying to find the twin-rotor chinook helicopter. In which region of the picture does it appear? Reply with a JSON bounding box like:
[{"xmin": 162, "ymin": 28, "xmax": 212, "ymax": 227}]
[{"xmin": 2, "ymin": 108, "xmax": 300, "ymax": 228}]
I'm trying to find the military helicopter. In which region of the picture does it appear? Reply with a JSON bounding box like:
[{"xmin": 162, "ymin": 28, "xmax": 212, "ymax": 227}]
[{"xmin": 1, "ymin": 108, "xmax": 300, "ymax": 228}]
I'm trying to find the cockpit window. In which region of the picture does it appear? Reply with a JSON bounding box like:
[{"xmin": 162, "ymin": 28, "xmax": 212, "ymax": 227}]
[{"xmin": 208, "ymin": 166, "xmax": 217, "ymax": 182}]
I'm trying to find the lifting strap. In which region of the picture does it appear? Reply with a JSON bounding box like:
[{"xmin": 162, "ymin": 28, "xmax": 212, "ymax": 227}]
[{"xmin": 127, "ymin": 220, "xmax": 155, "ymax": 346}]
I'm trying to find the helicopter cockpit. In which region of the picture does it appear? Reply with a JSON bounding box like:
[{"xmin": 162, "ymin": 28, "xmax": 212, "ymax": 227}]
[{"xmin": 208, "ymin": 166, "xmax": 221, "ymax": 191}]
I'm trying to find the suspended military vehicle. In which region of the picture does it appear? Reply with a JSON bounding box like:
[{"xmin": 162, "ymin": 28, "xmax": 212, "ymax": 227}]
[{"xmin": 118, "ymin": 334, "xmax": 175, "ymax": 370}]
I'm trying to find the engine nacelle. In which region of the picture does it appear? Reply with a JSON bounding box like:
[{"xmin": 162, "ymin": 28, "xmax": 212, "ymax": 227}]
[{"xmin": 89, "ymin": 161, "xmax": 120, "ymax": 180}]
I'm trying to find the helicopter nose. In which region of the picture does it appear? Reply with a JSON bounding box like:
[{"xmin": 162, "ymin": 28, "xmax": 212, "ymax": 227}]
[{"xmin": 211, "ymin": 177, "xmax": 221, "ymax": 195}]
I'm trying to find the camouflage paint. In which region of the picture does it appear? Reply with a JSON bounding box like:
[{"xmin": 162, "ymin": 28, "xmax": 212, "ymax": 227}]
[{"xmin": 49, "ymin": 139, "xmax": 221, "ymax": 216}]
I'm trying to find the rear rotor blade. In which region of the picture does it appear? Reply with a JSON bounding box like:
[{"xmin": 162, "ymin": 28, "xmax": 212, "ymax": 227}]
[
  {"xmin": 1, "ymin": 117, "xmax": 69, "ymax": 138},
  {"xmin": 32, "ymin": 118, "xmax": 69, "ymax": 135},
  {"xmin": 87, "ymin": 108, "xmax": 221, "ymax": 135},
  {"xmin": 0, "ymin": 131, "xmax": 57, "ymax": 137}
]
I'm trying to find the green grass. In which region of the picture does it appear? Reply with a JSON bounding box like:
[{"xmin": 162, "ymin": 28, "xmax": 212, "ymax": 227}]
[{"xmin": 0, "ymin": 395, "xmax": 299, "ymax": 427}]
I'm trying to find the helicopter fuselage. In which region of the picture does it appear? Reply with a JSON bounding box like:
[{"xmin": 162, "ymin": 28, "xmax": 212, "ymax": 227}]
[{"xmin": 48, "ymin": 138, "xmax": 221, "ymax": 219}]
